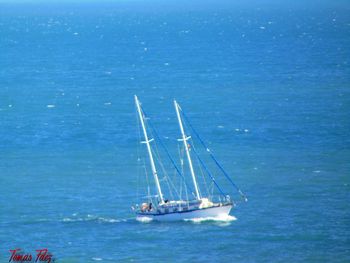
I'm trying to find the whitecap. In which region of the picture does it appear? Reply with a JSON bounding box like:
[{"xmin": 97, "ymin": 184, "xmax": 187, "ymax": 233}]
[
  {"xmin": 92, "ymin": 257, "xmax": 102, "ymax": 261},
  {"xmin": 47, "ymin": 104, "xmax": 55, "ymax": 108}
]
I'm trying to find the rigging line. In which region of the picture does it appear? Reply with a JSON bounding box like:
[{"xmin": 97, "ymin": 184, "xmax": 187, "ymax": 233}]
[
  {"xmin": 143, "ymin": 159, "xmax": 151, "ymax": 203},
  {"xmin": 180, "ymin": 107, "xmax": 248, "ymax": 201},
  {"xmin": 179, "ymin": 142, "xmax": 196, "ymax": 200},
  {"xmin": 209, "ymin": 181, "xmax": 215, "ymax": 199},
  {"xmin": 190, "ymin": 139, "xmax": 209, "ymax": 198},
  {"xmin": 185, "ymin": 132, "xmax": 209, "ymax": 196},
  {"xmin": 178, "ymin": 143, "xmax": 188, "ymax": 201},
  {"xmin": 150, "ymin": 130, "xmax": 171, "ymax": 196},
  {"xmin": 152, "ymin": 146, "xmax": 178, "ymax": 200},
  {"xmin": 136, "ymin": 104, "xmax": 159, "ymax": 204},
  {"xmin": 135, "ymin": 106, "xmax": 143, "ymax": 203},
  {"xmin": 181, "ymin": 142, "xmax": 201, "ymax": 199},
  {"xmin": 150, "ymin": 124, "xmax": 180, "ymax": 201},
  {"xmin": 149, "ymin": 125, "xmax": 180, "ymax": 201},
  {"xmin": 140, "ymin": 105, "xmax": 195, "ymax": 197},
  {"xmin": 190, "ymin": 142, "xmax": 227, "ymax": 198},
  {"xmin": 179, "ymin": 174, "xmax": 183, "ymax": 200},
  {"xmin": 180, "ymin": 142, "xmax": 196, "ymax": 201},
  {"xmin": 150, "ymin": 137, "xmax": 174, "ymax": 200}
]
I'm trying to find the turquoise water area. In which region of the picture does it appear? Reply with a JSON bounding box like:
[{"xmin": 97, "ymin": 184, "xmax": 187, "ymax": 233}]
[{"xmin": 0, "ymin": 0, "xmax": 349, "ymax": 262}]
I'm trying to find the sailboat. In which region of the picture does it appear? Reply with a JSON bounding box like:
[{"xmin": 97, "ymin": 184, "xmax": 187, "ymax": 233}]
[{"xmin": 133, "ymin": 95, "xmax": 246, "ymax": 221}]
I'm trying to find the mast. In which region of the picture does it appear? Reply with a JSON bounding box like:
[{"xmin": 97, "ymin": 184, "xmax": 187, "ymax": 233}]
[
  {"xmin": 174, "ymin": 100, "xmax": 201, "ymax": 200},
  {"xmin": 135, "ymin": 95, "xmax": 164, "ymax": 204}
]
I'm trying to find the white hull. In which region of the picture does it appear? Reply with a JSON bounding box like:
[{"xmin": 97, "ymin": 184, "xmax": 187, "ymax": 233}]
[{"xmin": 137, "ymin": 205, "xmax": 232, "ymax": 222}]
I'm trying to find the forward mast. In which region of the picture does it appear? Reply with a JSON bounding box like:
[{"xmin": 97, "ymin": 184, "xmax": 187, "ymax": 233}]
[{"xmin": 134, "ymin": 95, "xmax": 164, "ymax": 204}]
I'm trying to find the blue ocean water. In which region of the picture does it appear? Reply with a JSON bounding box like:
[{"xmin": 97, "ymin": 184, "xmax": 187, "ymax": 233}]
[{"xmin": 0, "ymin": 0, "xmax": 349, "ymax": 262}]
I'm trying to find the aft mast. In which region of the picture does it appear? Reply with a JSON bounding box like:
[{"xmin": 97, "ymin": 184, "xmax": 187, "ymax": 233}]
[
  {"xmin": 174, "ymin": 100, "xmax": 201, "ymax": 200},
  {"xmin": 135, "ymin": 95, "xmax": 164, "ymax": 204}
]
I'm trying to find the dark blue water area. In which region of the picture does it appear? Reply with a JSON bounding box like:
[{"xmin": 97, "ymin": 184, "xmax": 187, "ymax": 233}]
[{"xmin": 0, "ymin": 0, "xmax": 349, "ymax": 262}]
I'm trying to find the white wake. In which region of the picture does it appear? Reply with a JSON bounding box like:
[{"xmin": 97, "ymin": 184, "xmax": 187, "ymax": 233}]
[
  {"xmin": 184, "ymin": 214, "xmax": 237, "ymax": 223},
  {"xmin": 136, "ymin": 216, "xmax": 153, "ymax": 223}
]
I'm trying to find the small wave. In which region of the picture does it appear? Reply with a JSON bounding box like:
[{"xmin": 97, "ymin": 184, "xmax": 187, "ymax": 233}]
[
  {"xmin": 92, "ymin": 257, "xmax": 103, "ymax": 261},
  {"xmin": 184, "ymin": 214, "xmax": 237, "ymax": 223}
]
